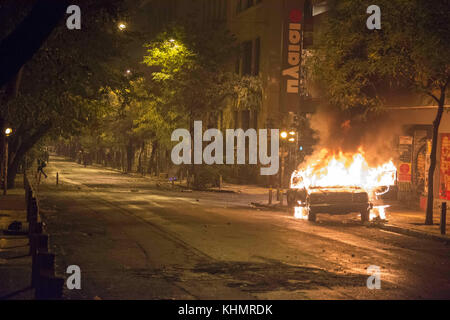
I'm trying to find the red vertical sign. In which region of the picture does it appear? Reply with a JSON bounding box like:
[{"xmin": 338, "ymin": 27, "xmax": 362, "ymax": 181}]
[{"xmin": 280, "ymin": 0, "xmax": 302, "ymax": 113}]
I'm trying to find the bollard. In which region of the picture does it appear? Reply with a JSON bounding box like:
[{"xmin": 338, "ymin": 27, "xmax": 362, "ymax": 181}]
[
  {"xmin": 30, "ymin": 221, "xmax": 43, "ymax": 234},
  {"xmin": 24, "ymin": 184, "xmax": 29, "ymax": 206},
  {"xmin": 35, "ymin": 275, "xmax": 64, "ymax": 300},
  {"xmin": 219, "ymin": 175, "xmax": 222, "ymax": 191},
  {"xmin": 276, "ymin": 188, "xmax": 280, "ymax": 201},
  {"xmin": 28, "ymin": 197, "xmax": 38, "ymax": 223},
  {"xmin": 280, "ymin": 189, "xmax": 284, "ymax": 206},
  {"xmin": 441, "ymin": 202, "xmax": 447, "ymax": 235},
  {"xmin": 32, "ymin": 251, "xmax": 55, "ymax": 288},
  {"xmin": 269, "ymin": 187, "xmax": 273, "ymax": 205},
  {"xmin": 29, "ymin": 233, "xmax": 48, "ymax": 256},
  {"xmin": 26, "ymin": 191, "xmax": 33, "ymax": 222},
  {"xmin": 56, "ymin": 172, "xmax": 59, "ymax": 185}
]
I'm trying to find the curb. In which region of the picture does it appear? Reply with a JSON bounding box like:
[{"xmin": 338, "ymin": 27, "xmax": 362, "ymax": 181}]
[
  {"xmin": 371, "ymin": 223, "xmax": 450, "ymax": 244},
  {"xmin": 206, "ymin": 189, "xmax": 236, "ymax": 194},
  {"xmin": 251, "ymin": 202, "xmax": 289, "ymax": 212}
]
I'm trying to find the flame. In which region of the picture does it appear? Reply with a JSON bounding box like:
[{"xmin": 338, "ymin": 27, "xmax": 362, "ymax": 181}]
[
  {"xmin": 294, "ymin": 202, "xmax": 309, "ymax": 220},
  {"xmin": 290, "ymin": 149, "xmax": 396, "ymax": 192},
  {"xmin": 291, "ymin": 149, "xmax": 396, "ymax": 221},
  {"xmin": 370, "ymin": 205, "xmax": 389, "ymax": 221}
]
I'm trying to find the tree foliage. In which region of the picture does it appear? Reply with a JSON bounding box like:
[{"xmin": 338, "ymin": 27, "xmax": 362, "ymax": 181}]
[
  {"xmin": 312, "ymin": 0, "xmax": 449, "ymax": 113},
  {"xmin": 311, "ymin": 0, "xmax": 449, "ymax": 223},
  {"xmin": 143, "ymin": 24, "xmax": 261, "ymax": 124},
  {"xmin": 0, "ymin": 0, "xmax": 132, "ymax": 187}
]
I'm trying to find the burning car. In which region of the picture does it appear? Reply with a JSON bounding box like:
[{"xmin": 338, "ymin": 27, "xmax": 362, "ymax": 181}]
[
  {"xmin": 288, "ymin": 150, "xmax": 396, "ymax": 222},
  {"xmin": 287, "ymin": 186, "xmax": 372, "ymax": 222}
]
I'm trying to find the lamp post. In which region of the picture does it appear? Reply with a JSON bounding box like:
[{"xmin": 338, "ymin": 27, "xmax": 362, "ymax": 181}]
[
  {"xmin": 280, "ymin": 131, "xmax": 288, "ymax": 189},
  {"xmin": 3, "ymin": 127, "xmax": 12, "ymax": 195}
]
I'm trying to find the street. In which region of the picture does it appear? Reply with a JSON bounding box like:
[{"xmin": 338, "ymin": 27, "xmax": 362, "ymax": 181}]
[{"xmin": 37, "ymin": 157, "xmax": 450, "ymax": 300}]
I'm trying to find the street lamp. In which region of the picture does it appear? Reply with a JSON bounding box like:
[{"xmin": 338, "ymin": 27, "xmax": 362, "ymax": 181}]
[
  {"xmin": 3, "ymin": 127, "xmax": 12, "ymax": 195},
  {"xmin": 168, "ymin": 39, "xmax": 180, "ymax": 49},
  {"xmin": 118, "ymin": 23, "xmax": 127, "ymax": 31},
  {"xmin": 280, "ymin": 131, "xmax": 288, "ymax": 139}
]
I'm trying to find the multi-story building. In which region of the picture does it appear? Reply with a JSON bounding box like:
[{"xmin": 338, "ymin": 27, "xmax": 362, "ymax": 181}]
[{"xmin": 136, "ymin": 0, "xmax": 322, "ymax": 130}]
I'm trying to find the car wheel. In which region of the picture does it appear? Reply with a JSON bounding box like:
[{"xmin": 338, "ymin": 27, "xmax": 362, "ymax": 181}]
[
  {"xmin": 308, "ymin": 209, "xmax": 316, "ymax": 222},
  {"xmin": 361, "ymin": 209, "xmax": 370, "ymax": 223},
  {"xmin": 306, "ymin": 200, "xmax": 316, "ymax": 222}
]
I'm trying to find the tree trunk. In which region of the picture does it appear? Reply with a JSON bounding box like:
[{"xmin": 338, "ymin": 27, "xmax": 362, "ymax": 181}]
[
  {"xmin": 148, "ymin": 141, "xmax": 158, "ymax": 175},
  {"xmin": 425, "ymin": 92, "xmax": 446, "ymax": 225},
  {"xmin": 7, "ymin": 122, "xmax": 52, "ymax": 189},
  {"xmin": 137, "ymin": 142, "xmax": 145, "ymax": 174},
  {"xmin": 126, "ymin": 141, "xmax": 134, "ymax": 173},
  {"xmin": 7, "ymin": 154, "xmax": 20, "ymax": 189}
]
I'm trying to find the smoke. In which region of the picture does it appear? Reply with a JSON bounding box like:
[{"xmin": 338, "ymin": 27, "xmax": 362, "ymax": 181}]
[{"xmin": 305, "ymin": 105, "xmax": 405, "ymax": 167}]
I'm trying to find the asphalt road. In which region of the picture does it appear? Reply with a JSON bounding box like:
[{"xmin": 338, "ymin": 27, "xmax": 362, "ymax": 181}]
[{"xmin": 37, "ymin": 157, "xmax": 450, "ymax": 300}]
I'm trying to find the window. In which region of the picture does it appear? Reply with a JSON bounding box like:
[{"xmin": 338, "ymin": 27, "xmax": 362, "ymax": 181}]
[
  {"xmin": 205, "ymin": 0, "xmax": 226, "ymax": 24},
  {"xmin": 242, "ymin": 41, "xmax": 253, "ymax": 76},
  {"xmin": 242, "ymin": 110, "xmax": 250, "ymax": 131},
  {"xmin": 234, "ymin": 111, "xmax": 239, "ymax": 128},
  {"xmin": 236, "ymin": 38, "xmax": 261, "ymax": 76},
  {"xmin": 253, "ymin": 37, "xmax": 260, "ymax": 76},
  {"xmin": 303, "ymin": 0, "xmax": 314, "ymax": 48},
  {"xmin": 221, "ymin": 0, "xmax": 227, "ymax": 19},
  {"xmin": 236, "ymin": 0, "xmax": 242, "ymax": 14},
  {"xmin": 235, "ymin": 55, "xmax": 241, "ymax": 75},
  {"xmin": 236, "ymin": 0, "xmax": 262, "ymax": 14},
  {"xmin": 243, "ymin": 0, "xmax": 253, "ymax": 10},
  {"xmin": 252, "ymin": 110, "xmax": 258, "ymax": 130}
]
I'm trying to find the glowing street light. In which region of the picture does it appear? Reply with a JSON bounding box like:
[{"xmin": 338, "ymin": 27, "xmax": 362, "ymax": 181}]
[
  {"xmin": 3, "ymin": 126, "xmax": 13, "ymax": 195},
  {"xmin": 118, "ymin": 23, "xmax": 127, "ymax": 31},
  {"xmin": 288, "ymin": 137, "xmax": 295, "ymax": 142},
  {"xmin": 289, "ymin": 131, "xmax": 296, "ymax": 136},
  {"xmin": 280, "ymin": 131, "xmax": 288, "ymax": 139}
]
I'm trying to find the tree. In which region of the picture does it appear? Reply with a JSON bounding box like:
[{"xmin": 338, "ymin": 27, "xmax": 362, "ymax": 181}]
[
  {"xmin": 0, "ymin": 0, "xmax": 69, "ymax": 88},
  {"xmin": 143, "ymin": 24, "xmax": 262, "ymax": 188},
  {"xmin": 0, "ymin": 0, "xmax": 132, "ymax": 187},
  {"xmin": 311, "ymin": 0, "xmax": 449, "ymax": 224}
]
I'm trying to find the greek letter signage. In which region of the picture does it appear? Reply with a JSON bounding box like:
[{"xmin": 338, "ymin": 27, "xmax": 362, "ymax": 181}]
[{"xmin": 281, "ymin": 0, "xmax": 303, "ymax": 113}]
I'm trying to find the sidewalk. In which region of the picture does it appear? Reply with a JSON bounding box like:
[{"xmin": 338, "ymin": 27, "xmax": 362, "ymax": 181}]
[
  {"xmin": 208, "ymin": 182, "xmax": 270, "ymax": 195},
  {"xmin": 379, "ymin": 202, "xmax": 450, "ymax": 243},
  {"xmin": 0, "ymin": 177, "xmax": 34, "ymax": 299}
]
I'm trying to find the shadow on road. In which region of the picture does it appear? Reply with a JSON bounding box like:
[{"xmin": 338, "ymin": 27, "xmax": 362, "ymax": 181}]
[{"xmin": 193, "ymin": 258, "xmax": 369, "ymax": 293}]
